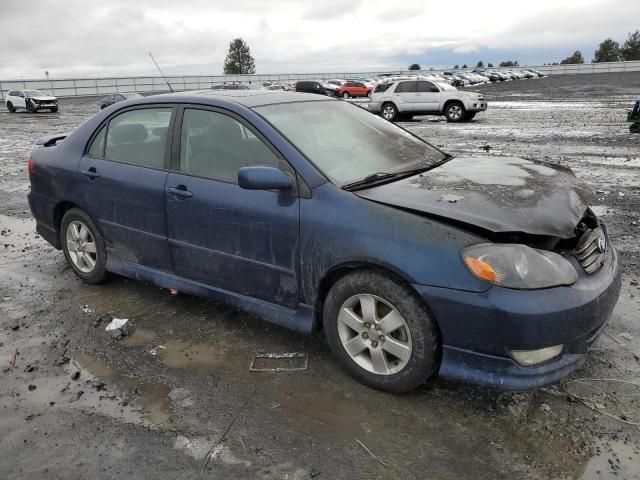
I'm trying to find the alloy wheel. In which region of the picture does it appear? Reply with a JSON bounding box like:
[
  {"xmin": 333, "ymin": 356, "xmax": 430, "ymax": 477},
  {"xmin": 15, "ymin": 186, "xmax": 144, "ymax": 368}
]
[
  {"xmin": 337, "ymin": 294, "xmax": 412, "ymax": 375},
  {"xmin": 65, "ymin": 220, "xmax": 98, "ymax": 273},
  {"xmin": 448, "ymin": 104, "xmax": 463, "ymax": 120},
  {"xmin": 382, "ymin": 105, "xmax": 396, "ymax": 120}
]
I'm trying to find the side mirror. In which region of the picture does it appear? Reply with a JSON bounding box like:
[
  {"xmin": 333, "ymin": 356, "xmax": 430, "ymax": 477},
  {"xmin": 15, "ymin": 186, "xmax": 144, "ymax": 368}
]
[{"xmin": 238, "ymin": 166, "xmax": 293, "ymax": 191}]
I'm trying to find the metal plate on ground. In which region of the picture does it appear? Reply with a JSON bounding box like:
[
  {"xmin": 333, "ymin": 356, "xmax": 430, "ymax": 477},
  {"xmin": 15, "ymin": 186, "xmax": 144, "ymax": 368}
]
[{"xmin": 249, "ymin": 352, "xmax": 308, "ymax": 372}]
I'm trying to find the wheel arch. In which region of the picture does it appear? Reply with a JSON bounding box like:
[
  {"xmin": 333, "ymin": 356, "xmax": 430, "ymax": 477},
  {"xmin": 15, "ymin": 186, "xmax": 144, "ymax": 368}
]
[
  {"xmin": 313, "ymin": 261, "xmax": 439, "ymax": 332},
  {"xmin": 52, "ymin": 200, "xmax": 81, "ymax": 247},
  {"xmin": 442, "ymin": 98, "xmax": 464, "ymax": 112}
]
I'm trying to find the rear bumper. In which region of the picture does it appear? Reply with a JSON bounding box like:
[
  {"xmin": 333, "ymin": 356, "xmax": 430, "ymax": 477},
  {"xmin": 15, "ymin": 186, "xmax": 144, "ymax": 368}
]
[
  {"xmin": 28, "ymin": 190, "xmax": 60, "ymax": 249},
  {"xmin": 413, "ymin": 244, "xmax": 622, "ymax": 390}
]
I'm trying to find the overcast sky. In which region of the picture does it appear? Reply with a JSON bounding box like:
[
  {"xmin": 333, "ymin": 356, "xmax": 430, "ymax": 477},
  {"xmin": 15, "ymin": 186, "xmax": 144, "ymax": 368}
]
[{"xmin": 1, "ymin": 0, "xmax": 639, "ymax": 79}]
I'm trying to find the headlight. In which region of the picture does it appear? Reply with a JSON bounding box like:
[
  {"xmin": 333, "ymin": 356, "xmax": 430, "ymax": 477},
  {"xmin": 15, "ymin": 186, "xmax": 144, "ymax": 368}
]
[{"xmin": 462, "ymin": 243, "xmax": 577, "ymax": 289}]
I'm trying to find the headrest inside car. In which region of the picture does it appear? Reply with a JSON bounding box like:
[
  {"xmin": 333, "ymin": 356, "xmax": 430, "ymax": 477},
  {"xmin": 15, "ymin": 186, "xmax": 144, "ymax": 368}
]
[{"xmin": 111, "ymin": 123, "xmax": 148, "ymax": 144}]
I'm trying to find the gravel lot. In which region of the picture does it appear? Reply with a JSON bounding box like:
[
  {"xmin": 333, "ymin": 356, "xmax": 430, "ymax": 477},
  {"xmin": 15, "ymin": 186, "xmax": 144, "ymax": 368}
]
[{"xmin": 1, "ymin": 72, "xmax": 639, "ymax": 480}]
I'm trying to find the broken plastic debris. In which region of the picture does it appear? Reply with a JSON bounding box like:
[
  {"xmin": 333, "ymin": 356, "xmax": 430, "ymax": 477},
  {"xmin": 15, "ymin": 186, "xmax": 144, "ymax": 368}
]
[
  {"xmin": 150, "ymin": 345, "xmax": 167, "ymax": 356},
  {"xmin": 170, "ymin": 288, "xmax": 178, "ymax": 296},
  {"xmin": 80, "ymin": 305, "xmax": 94, "ymax": 314},
  {"xmin": 105, "ymin": 318, "xmax": 130, "ymax": 338},
  {"xmin": 619, "ymin": 333, "xmax": 633, "ymax": 341}
]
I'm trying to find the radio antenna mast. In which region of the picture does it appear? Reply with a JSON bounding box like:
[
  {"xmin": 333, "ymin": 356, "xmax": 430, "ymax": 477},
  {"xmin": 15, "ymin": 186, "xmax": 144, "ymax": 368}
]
[{"xmin": 148, "ymin": 52, "xmax": 174, "ymax": 93}]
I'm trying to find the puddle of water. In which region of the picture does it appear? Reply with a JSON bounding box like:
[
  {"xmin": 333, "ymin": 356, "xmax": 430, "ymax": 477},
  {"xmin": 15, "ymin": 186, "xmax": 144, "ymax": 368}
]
[
  {"xmin": 581, "ymin": 438, "xmax": 640, "ymax": 479},
  {"xmin": 157, "ymin": 340, "xmax": 230, "ymax": 369},
  {"xmin": 121, "ymin": 327, "xmax": 156, "ymax": 347},
  {"xmin": 73, "ymin": 352, "xmax": 173, "ymax": 425}
]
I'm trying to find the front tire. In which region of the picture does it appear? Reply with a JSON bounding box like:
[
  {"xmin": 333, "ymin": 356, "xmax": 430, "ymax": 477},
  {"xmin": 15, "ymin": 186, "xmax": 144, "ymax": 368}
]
[
  {"xmin": 342, "ymin": 91, "xmax": 350, "ymax": 99},
  {"xmin": 50, "ymin": 106, "xmax": 59, "ymax": 113},
  {"xmin": 7, "ymin": 102, "xmax": 16, "ymax": 113},
  {"xmin": 60, "ymin": 208, "xmax": 109, "ymax": 284},
  {"xmin": 26, "ymin": 100, "xmax": 36, "ymax": 113},
  {"xmin": 631, "ymin": 123, "xmax": 640, "ymax": 134},
  {"xmin": 380, "ymin": 102, "xmax": 398, "ymax": 122},
  {"xmin": 463, "ymin": 111, "xmax": 476, "ymax": 121},
  {"xmin": 323, "ymin": 270, "xmax": 440, "ymax": 393},
  {"xmin": 445, "ymin": 101, "xmax": 465, "ymax": 122}
]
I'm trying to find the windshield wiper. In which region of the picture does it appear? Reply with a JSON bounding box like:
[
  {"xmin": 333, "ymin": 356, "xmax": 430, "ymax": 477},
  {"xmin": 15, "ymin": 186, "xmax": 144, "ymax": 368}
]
[{"xmin": 342, "ymin": 156, "xmax": 452, "ymax": 191}]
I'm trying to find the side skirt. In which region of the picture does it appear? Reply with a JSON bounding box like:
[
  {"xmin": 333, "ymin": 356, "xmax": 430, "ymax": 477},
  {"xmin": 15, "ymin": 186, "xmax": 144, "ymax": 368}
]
[{"xmin": 106, "ymin": 249, "xmax": 316, "ymax": 334}]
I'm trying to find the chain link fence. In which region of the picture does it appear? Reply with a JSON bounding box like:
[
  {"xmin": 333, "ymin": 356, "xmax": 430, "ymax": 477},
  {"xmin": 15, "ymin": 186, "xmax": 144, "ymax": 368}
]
[{"xmin": 1, "ymin": 60, "xmax": 639, "ymax": 99}]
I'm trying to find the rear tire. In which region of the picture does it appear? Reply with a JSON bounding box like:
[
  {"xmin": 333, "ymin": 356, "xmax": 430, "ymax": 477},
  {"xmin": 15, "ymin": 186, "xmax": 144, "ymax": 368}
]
[
  {"xmin": 380, "ymin": 102, "xmax": 398, "ymax": 122},
  {"xmin": 445, "ymin": 101, "xmax": 465, "ymax": 122},
  {"xmin": 60, "ymin": 208, "xmax": 109, "ymax": 285},
  {"xmin": 323, "ymin": 269, "xmax": 440, "ymax": 393},
  {"xmin": 7, "ymin": 102, "xmax": 16, "ymax": 113}
]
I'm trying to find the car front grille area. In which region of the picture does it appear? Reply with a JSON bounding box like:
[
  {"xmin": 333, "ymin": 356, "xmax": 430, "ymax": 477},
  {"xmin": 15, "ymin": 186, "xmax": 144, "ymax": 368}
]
[{"xmin": 574, "ymin": 226, "xmax": 607, "ymax": 274}]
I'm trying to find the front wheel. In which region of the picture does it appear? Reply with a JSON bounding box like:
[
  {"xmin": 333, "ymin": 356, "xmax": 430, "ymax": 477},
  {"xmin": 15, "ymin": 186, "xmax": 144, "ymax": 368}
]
[
  {"xmin": 50, "ymin": 106, "xmax": 59, "ymax": 113},
  {"xmin": 342, "ymin": 91, "xmax": 350, "ymax": 99},
  {"xmin": 630, "ymin": 123, "xmax": 640, "ymax": 134},
  {"xmin": 463, "ymin": 111, "xmax": 476, "ymax": 121},
  {"xmin": 445, "ymin": 102, "xmax": 465, "ymax": 122},
  {"xmin": 380, "ymin": 103, "xmax": 398, "ymax": 122},
  {"xmin": 26, "ymin": 100, "xmax": 36, "ymax": 113},
  {"xmin": 60, "ymin": 208, "xmax": 109, "ymax": 284},
  {"xmin": 323, "ymin": 270, "xmax": 440, "ymax": 393}
]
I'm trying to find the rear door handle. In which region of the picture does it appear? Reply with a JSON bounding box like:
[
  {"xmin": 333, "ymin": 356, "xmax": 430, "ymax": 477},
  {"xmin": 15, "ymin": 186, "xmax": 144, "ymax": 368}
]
[
  {"xmin": 167, "ymin": 186, "xmax": 193, "ymax": 198},
  {"xmin": 81, "ymin": 168, "xmax": 100, "ymax": 179}
]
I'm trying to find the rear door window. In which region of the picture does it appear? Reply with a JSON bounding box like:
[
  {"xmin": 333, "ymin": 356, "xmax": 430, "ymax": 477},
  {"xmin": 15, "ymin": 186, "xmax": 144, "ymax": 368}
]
[
  {"xmin": 416, "ymin": 81, "xmax": 437, "ymax": 92},
  {"xmin": 103, "ymin": 108, "xmax": 173, "ymax": 169},
  {"xmin": 87, "ymin": 127, "xmax": 106, "ymax": 158}
]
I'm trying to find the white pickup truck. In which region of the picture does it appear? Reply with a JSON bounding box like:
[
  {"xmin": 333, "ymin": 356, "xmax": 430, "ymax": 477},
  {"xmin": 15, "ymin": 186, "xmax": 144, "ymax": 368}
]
[{"xmin": 367, "ymin": 78, "xmax": 487, "ymax": 122}]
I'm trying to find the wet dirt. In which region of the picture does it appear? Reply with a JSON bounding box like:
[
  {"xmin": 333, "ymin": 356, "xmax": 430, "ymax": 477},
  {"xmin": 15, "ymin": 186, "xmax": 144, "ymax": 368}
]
[{"xmin": 1, "ymin": 74, "xmax": 640, "ymax": 479}]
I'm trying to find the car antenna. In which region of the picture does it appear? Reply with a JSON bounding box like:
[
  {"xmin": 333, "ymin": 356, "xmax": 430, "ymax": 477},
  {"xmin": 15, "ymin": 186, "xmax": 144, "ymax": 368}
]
[{"xmin": 148, "ymin": 52, "xmax": 174, "ymax": 93}]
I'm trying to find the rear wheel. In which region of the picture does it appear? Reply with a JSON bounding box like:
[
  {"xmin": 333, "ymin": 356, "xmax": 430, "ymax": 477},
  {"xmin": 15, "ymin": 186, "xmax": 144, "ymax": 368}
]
[
  {"xmin": 381, "ymin": 102, "xmax": 398, "ymax": 122},
  {"xmin": 6, "ymin": 102, "xmax": 15, "ymax": 113},
  {"xmin": 60, "ymin": 208, "xmax": 109, "ymax": 284},
  {"xmin": 323, "ymin": 270, "xmax": 440, "ymax": 393},
  {"xmin": 445, "ymin": 101, "xmax": 465, "ymax": 122}
]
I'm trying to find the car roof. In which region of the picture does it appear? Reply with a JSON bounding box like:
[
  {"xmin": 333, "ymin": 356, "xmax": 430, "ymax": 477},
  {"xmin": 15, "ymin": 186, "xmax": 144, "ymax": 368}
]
[{"xmin": 148, "ymin": 89, "xmax": 332, "ymax": 108}]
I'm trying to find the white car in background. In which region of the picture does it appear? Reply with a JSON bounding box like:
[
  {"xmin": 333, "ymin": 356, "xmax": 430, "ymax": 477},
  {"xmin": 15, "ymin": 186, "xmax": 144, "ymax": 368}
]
[
  {"xmin": 5, "ymin": 89, "xmax": 58, "ymax": 113},
  {"xmin": 368, "ymin": 78, "xmax": 487, "ymax": 122}
]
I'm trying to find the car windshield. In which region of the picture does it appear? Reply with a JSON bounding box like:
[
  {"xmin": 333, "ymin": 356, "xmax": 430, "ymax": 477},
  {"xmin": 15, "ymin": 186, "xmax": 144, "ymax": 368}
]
[
  {"xmin": 24, "ymin": 90, "xmax": 47, "ymax": 96},
  {"xmin": 255, "ymin": 100, "xmax": 446, "ymax": 186}
]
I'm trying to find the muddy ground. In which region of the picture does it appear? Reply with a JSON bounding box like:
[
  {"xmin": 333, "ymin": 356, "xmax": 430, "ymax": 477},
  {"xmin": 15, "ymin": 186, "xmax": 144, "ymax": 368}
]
[{"xmin": 1, "ymin": 72, "xmax": 639, "ymax": 480}]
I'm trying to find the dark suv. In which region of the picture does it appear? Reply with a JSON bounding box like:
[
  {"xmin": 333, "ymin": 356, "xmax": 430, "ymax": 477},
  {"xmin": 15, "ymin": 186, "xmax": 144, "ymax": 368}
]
[{"xmin": 294, "ymin": 81, "xmax": 329, "ymax": 96}]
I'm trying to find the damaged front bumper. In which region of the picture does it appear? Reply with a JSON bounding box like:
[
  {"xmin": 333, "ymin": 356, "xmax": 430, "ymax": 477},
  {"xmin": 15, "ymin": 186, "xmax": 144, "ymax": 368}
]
[{"xmin": 413, "ymin": 243, "xmax": 622, "ymax": 390}]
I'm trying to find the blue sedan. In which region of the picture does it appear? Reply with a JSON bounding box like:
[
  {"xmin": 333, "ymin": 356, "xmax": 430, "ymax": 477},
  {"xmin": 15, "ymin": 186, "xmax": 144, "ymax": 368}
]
[{"xmin": 27, "ymin": 91, "xmax": 621, "ymax": 392}]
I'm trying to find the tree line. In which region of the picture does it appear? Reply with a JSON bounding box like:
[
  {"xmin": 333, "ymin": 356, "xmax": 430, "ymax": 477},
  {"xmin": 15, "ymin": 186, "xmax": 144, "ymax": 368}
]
[{"xmin": 223, "ymin": 32, "xmax": 640, "ymax": 75}]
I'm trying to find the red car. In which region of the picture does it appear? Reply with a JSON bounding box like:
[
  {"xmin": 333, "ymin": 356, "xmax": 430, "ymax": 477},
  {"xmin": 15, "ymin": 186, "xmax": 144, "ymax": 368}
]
[{"xmin": 337, "ymin": 81, "xmax": 372, "ymax": 99}]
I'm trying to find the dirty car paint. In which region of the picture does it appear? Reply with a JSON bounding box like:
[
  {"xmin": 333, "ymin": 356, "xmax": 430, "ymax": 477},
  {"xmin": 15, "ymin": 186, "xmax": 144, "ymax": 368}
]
[{"xmin": 356, "ymin": 156, "xmax": 595, "ymax": 238}]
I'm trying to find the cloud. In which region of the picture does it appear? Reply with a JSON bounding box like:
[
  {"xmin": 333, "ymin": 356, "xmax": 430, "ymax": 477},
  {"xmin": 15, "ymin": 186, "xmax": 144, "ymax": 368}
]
[{"xmin": 0, "ymin": 0, "xmax": 638, "ymax": 78}]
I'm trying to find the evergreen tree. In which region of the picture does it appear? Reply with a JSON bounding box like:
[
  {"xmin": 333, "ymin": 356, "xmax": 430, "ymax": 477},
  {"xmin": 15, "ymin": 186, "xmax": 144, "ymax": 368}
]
[
  {"xmin": 593, "ymin": 39, "xmax": 621, "ymax": 62},
  {"xmin": 223, "ymin": 38, "xmax": 256, "ymax": 74},
  {"xmin": 621, "ymin": 30, "xmax": 640, "ymax": 61},
  {"xmin": 560, "ymin": 51, "xmax": 584, "ymax": 64}
]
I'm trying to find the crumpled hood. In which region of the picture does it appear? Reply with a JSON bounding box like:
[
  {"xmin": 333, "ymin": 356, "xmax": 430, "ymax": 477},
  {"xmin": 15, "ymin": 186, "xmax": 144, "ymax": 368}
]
[{"xmin": 356, "ymin": 156, "xmax": 594, "ymax": 239}]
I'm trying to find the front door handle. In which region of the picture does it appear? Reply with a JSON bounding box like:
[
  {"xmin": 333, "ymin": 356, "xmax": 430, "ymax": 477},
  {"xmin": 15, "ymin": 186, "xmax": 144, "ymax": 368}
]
[
  {"xmin": 167, "ymin": 186, "xmax": 193, "ymax": 198},
  {"xmin": 81, "ymin": 167, "xmax": 100, "ymax": 179}
]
